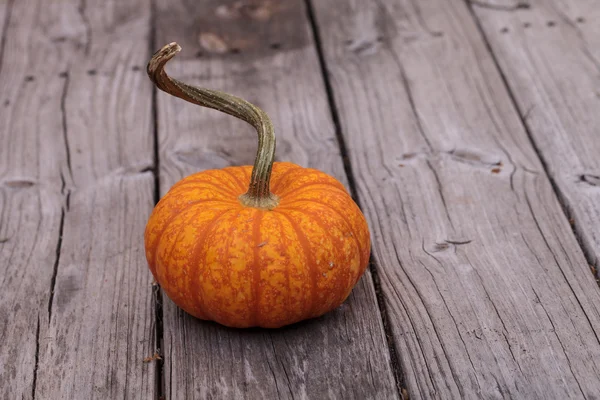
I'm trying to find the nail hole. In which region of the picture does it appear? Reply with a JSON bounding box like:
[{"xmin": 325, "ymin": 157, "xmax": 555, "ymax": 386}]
[
  {"xmin": 576, "ymin": 17, "xmax": 585, "ymax": 23},
  {"xmin": 24, "ymin": 75, "xmax": 35, "ymax": 82},
  {"xmin": 376, "ymin": 36, "xmax": 384, "ymax": 42},
  {"xmin": 269, "ymin": 43, "xmax": 281, "ymax": 50},
  {"xmin": 579, "ymin": 174, "xmax": 600, "ymax": 186},
  {"xmin": 53, "ymin": 36, "xmax": 67, "ymax": 43},
  {"xmin": 434, "ymin": 243, "xmax": 450, "ymax": 251},
  {"xmin": 4, "ymin": 100, "xmax": 9, "ymax": 107},
  {"xmin": 87, "ymin": 69, "xmax": 97, "ymax": 75},
  {"xmin": 344, "ymin": 39, "xmax": 353, "ymax": 45},
  {"xmin": 547, "ymin": 21, "xmax": 556, "ymax": 27},
  {"xmin": 230, "ymin": 48, "xmax": 240, "ymax": 54},
  {"xmin": 500, "ymin": 27, "xmax": 509, "ymax": 33},
  {"xmin": 59, "ymin": 71, "xmax": 68, "ymax": 78},
  {"xmin": 195, "ymin": 51, "xmax": 204, "ymax": 58},
  {"xmin": 523, "ymin": 22, "xmax": 531, "ymax": 28},
  {"xmin": 132, "ymin": 66, "xmax": 141, "ymax": 71}
]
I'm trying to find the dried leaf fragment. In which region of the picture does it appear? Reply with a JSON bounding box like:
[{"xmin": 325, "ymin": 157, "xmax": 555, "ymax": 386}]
[{"xmin": 143, "ymin": 352, "xmax": 162, "ymax": 363}]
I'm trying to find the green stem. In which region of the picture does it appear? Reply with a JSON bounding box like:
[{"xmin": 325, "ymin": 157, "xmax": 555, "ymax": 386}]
[{"xmin": 147, "ymin": 42, "xmax": 279, "ymax": 209}]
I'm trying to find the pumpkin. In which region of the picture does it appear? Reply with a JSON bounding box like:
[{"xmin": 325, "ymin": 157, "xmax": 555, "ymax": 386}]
[{"xmin": 144, "ymin": 43, "xmax": 370, "ymax": 328}]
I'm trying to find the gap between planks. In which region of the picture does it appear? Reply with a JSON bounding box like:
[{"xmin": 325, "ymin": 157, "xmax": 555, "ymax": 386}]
[{"xmin": 149, "ymin": 0, "xmax": 166, "ymax": 397}]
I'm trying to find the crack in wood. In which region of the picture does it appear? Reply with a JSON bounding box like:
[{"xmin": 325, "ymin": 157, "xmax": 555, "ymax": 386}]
[
  {"xmin": 60, "ymin": 70, "xmax": 73, "ymax": 182},
  {"xmin": 268, "ymin": 333, "xmax": 294, "ymax": 398},
  {"xmin": 47, "ymin": 207, "xmax": 66, "ymax": 324},
  {"xmin": 469, "ymin": 0, "xmax": 530, "ymax": 12},
  {"xmin": 78, "ymin": 0, "xmax": 92, "ymax": 55},
  {"xmin": 47, "ymin": 175, "xmax": 72, "ymax": 325},
  {"xmin": 31, "ymin": 315, "xmax": 40, "ymax": 400},
  {"xmin": 446, "ymin": 148, "xmax": 503, "ymax": 169},
  {"xmin": 445, "ymin": 239, "xmax": 472, "ymax": 245}
]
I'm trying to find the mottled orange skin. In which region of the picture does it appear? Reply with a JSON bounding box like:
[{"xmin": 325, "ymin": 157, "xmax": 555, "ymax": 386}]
[{"xmin": 144, "ymin": 162, "xmax": 370, "ymax": 328}]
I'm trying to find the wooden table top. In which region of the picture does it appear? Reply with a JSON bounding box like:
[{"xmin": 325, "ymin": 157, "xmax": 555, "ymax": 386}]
[{"xmin": 1, "ymin": 0, "xmax": 599, "ymax": 398}]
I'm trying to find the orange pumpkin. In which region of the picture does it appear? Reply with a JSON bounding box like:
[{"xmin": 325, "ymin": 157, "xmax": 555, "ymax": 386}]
[{"xmin": 144, "ymin": 43, "xmax": 370, "ymax": 328}]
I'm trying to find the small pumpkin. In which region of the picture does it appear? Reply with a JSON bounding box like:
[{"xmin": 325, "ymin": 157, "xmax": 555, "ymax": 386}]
[{"xmin": 144, "ymin": 43, "xmax": 370, "ymax": 328}]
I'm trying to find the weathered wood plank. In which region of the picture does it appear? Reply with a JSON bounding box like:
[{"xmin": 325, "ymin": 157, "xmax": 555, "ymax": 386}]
[
  {"xmin": 470, "ymin": 0, "xmax": 600, "ymax": 273},
  {"xmin": 154, "ymin": 0, "xmax": 399, "ymax": 398},
  {"xmin": 0, "ymin": 0, "xmax": 67, "ymax": 396},
  {"xmin": 0, "ymin": 0, "xmax": 157, "ymax": 398},
  {"xmin": 310, "ymin": 0, "xmax": 600, "ymax": 398}
]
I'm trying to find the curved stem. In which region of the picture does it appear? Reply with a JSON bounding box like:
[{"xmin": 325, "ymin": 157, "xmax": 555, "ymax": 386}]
[{"xmin": 147, "ymin": 42, "xmax": 279, "ymax": 209}]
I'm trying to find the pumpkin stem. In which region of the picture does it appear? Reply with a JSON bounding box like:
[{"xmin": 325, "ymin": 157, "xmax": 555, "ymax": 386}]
[{"xmin": 147, "ymin": 42, "xmax": 279, "ymax": 210}]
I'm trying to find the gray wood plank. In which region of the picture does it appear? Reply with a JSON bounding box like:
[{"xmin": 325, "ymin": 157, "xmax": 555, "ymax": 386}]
[
  {"xmin": 0, "ymin": 0, "xmax": 156, "ymax": 398},
  {"xmin": 0, "ymin": 0, "xmax": 68, "ymax": 396},
  {"xmin": 470, "ymin": 0, "xmax": 600, "ymax": 275},
  {"xmin": 310, "ymin": 0, "xmax": 600, "ymax": 398},
  {"xmin": 154, "ymin": 0, "xmax": 399, "ymax": 398}
]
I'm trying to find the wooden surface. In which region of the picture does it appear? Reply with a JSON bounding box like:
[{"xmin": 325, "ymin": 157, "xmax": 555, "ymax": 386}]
[
  {"xmin": 1, "ymin": 0, "xmax": 599, "ymax": 399},
  {"xmin": 310, "ymin": 0, "xmax": 600, "ymax": 398},
  {"xmin": 471, "ymin": 0, "xmax": 600, "ymax": 273},
  {"xmin": 0, "ymin": 1, "xmax": 64, "ymax": 395},
  {"xmin": 0, "ymin": 0, "xmax": 156, "ymax": 398}
]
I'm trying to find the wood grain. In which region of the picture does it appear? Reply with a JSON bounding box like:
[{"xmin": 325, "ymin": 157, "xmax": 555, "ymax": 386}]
[
  {"xmin": 310, "ymin": 0, "xmax": 600, "ymax": 398},
  {"xmin": 470, "ymin": 0, "xmax": 600, "ymax": 272},
  {"xmin": 0, "ymin": 0, "xmax": 69, "ymax": 396},
  {"xmin": 0, "ymin": 0, "xmax": 156, "ymax": 398},
  {"xmin": 154, "ymin": 0, "xmax": 399, "ymax": 398}
]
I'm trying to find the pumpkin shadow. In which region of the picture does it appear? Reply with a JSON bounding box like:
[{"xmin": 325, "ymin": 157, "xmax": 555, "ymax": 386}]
[
  {"xmin": 188, "ymin": 311, "xmax": 332, "ymax": 334},
  {"xmin": 179, "ymin": 298, "xmax": 356, "ymax": 341}
]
